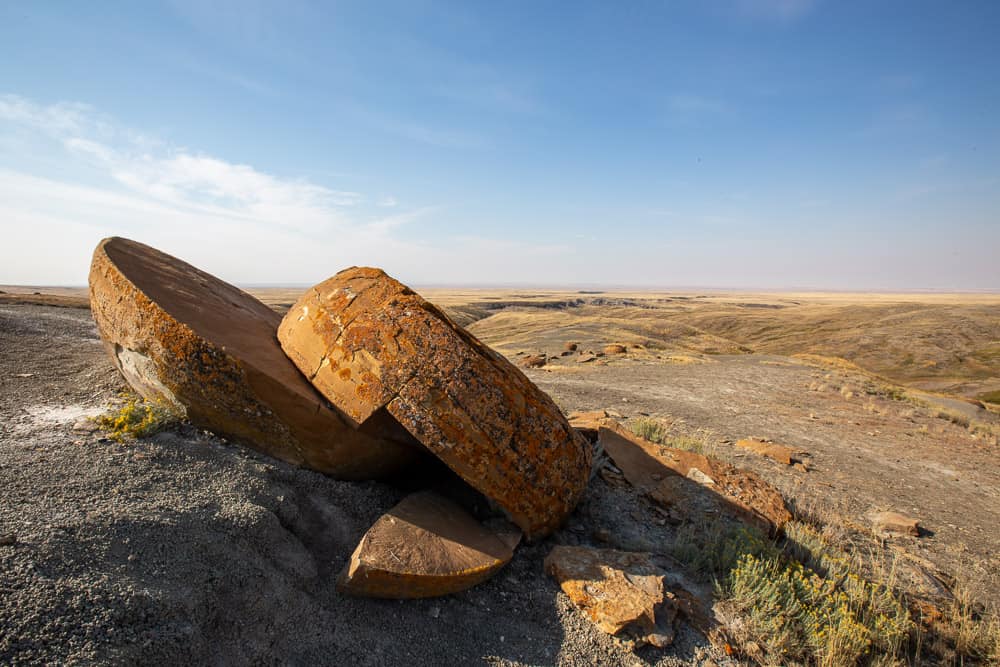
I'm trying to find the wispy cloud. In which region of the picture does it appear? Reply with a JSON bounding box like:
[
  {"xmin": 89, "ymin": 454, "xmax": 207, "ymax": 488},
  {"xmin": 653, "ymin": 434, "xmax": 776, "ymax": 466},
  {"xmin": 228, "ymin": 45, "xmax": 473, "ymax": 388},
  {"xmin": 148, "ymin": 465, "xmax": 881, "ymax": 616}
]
[
  {"xmin": 0, "ymin": 94, "xmax": 557, "ymax": 285},
  {"xmin": 175, "ymin": 56, "xmax": 276, "ymax": 96},
  {"xmin": 1, "ymin": 95, "xmax": 364, "ymax": 232},
  {"xmin": 435, "ymin": 81, "xmax": 542, "ymax": 115},
  {"xmin": 663, "ymin": 93, "xmax": 728, "ymax": 126},
  {"xmin": 372, "ymin": 114, "xmax": 491, "ymax": 150},
  {"xmin": 667, "ymin": 93, "xmax": 726, "ymax": 115},
  {"xmin": 732, "ymin": 0, "xmax": 818, "ymax": 22}
]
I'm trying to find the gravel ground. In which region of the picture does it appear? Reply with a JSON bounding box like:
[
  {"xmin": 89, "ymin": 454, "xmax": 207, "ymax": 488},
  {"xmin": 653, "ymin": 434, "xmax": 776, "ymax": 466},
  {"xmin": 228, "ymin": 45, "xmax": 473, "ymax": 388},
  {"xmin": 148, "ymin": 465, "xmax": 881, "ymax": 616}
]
[{"xmin": 0, "ymin": 304, "xmax": 724, "ymax": 666}]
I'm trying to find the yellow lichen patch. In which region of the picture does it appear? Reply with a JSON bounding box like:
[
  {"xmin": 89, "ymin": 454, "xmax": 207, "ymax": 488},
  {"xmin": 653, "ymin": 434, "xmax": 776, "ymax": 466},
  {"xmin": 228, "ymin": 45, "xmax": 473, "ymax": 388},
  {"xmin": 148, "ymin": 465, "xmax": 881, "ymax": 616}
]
[{"xmin": 95, "ymin": 396, "xmax": 176, "ymax": 442}]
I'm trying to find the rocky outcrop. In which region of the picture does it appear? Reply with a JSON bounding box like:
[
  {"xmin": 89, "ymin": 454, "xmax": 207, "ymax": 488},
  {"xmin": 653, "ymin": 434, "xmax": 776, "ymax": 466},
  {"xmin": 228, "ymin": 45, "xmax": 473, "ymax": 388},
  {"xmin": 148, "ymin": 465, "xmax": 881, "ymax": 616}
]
[
  {"xmin": 598, "ymin": 425, "xmax": 792, "ymax": 534},
  {"xmin": 88, "ymin": 237, "xmax": 421, "ymax": 479},
  {"xmin": 277, "ymin": 267, "xmax": 592, "ymax": 539},
  {"xmin": 338, "ymin": 492, "xmax": 520, "ymax": 598}
]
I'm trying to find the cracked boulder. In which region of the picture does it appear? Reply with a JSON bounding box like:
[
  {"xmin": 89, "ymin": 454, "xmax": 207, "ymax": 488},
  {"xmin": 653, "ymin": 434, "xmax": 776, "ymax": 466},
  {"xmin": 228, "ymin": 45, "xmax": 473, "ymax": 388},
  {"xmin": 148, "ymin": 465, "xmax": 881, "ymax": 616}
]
[
  {"xmin": 277, "ymin": 267, "xmax": 592, "ymax": 539},
  {"xmin": 338, "ymin": 491, "xmax": 520, "ymax": 598},
  {"xmin": 88, "ymin": 237, "xmax": 421, "ymax": 478},
  {"xmin": 545, "ymin": 546, "xmax": 679, "ymax": 648}
]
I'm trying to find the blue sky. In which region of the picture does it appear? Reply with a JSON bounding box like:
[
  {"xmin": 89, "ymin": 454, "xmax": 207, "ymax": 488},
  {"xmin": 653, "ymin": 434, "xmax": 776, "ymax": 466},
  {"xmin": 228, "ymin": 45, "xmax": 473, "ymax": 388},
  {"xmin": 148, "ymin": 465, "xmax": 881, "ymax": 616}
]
[{"xmin": 1, "ymin": 0, "xmax": 998, "ymax": 288}]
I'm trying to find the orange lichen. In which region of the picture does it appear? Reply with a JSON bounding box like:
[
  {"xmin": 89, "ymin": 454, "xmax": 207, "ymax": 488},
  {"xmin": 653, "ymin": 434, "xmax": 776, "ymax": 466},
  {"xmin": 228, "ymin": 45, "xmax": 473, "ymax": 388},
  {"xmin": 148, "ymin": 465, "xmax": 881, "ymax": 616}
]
[{"xmin": 278, "ymin": 267, "xmax": 592, "ymax": 539}]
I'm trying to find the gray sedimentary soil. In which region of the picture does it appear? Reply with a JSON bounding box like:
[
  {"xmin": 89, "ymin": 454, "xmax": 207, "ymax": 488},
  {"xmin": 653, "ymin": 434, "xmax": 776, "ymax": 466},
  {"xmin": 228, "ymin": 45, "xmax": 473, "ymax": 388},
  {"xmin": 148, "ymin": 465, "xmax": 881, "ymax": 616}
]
[{"xmin": 0, "ymin": 304, "xmax": 713, "ymax": 666}]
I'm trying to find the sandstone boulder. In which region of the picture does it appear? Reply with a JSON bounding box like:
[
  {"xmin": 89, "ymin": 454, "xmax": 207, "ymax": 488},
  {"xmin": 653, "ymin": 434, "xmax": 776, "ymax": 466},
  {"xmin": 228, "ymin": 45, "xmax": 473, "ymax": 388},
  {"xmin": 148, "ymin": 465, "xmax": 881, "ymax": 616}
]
[
  {"xmin": 603, "ymin": 344, "xmax": 627, "ymax": 355},
  {"xmin": 338, "ymin": 491, "xmax": 520, "ymax": 598},
  {"xmin": 278, "ymin": 267, "xmax": 592, "ymax": 539},
  {"xmin": 564, "ymin": 342, "xmax": 578, "ymax": 352},
  {"xmin": 89, "ymin": 237, "xmax": 420, "ymax": 479},
  {"xmin": 598, "ymin": 425, "xmax": 791, "ymax": 534},
  {"xmin": 545, "ymin": 546, "xmax": 678, "ymax": 648}
]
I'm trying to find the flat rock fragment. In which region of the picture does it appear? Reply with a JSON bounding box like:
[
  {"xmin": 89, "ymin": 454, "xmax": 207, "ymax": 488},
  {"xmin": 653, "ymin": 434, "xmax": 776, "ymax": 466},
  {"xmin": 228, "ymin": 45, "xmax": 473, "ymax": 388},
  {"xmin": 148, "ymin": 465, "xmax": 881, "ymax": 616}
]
[
  {"xmin": 88, "ymin": 237, "xmax": 420, "ymax": 479},
  {"xmin": 869, "ymin": 511, "xmax": 921, "ymax": 537},
  {"xmin": 735, "ymin": 438, "xmax": 803, "ymax": 466},
  {"xmin": 598, "ymin": 425, "xmax": 792, "ymax": 534},
  {"xmin": 338, "ymin": 491, "xmax": 519, "ymax": 598},
  {"xmin": 545, "ymin": 546, "xmax": 678, "ymax": 648},
  {"xmin": 278, "ymin": 267, "xmax": 592, "ymax": 539}
]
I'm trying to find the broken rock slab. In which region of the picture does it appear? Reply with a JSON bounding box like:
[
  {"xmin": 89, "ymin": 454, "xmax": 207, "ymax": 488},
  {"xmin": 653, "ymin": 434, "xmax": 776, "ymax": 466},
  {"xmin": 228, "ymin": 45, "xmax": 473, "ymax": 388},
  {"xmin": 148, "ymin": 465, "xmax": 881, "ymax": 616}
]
[
  {"xmin": 566, "ymin": 409, "xmax": 614, "ymax": 442},
  {"xmin": 545, "ymin": 545, "xmax": 678, "ymax": 648},
  {"xmin": 278, "ymin": 267, "xmax": 592, "ymax": 539},
  {"xmin": 338, "ymin": 491, "xmax": 520, "ymax": 598},
  {"xmin": 598, "ymin": 425, "xmax": 792, "ymax": 534},
  {"xmin": 89, "ymin": 237, "xmax": 421, "ymax": 479}
]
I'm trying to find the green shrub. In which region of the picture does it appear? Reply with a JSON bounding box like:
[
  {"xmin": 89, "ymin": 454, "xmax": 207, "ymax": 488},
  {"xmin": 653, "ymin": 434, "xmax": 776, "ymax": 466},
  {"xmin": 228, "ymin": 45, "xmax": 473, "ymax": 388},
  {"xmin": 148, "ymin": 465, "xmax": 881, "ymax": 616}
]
[{"xmin": 724, "ymin": 521, "xmax": 912, "ymax": 665}]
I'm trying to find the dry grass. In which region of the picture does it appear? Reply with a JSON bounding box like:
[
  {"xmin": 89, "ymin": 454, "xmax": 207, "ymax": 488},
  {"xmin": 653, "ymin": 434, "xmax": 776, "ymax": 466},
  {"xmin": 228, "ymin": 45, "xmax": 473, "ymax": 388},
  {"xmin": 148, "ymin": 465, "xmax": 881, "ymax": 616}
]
[
  {"xmin": 923, "ymin": 582, "xmax": 1000, "ymax": 663},
  {"xmin": 665, "ymin": 505, "xmax": 1000, "ymax": 665},
  {"xmin": 629, "ymin": 416, "xmax": 711, "ymax": 455}
]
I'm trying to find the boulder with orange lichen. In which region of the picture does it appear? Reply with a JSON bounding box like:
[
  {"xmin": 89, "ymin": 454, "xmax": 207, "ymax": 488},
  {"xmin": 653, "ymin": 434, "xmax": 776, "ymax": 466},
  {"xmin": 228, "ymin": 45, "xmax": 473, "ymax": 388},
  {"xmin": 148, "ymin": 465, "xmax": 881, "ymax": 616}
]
[
  {"xmin": 338, "ymin": 491, "xmax": 521, "ymax": 598},
  {"xmin": 278, "ymin": 267, "xmax": 592, "ymax": 539},
  {"xmin": 88, "ymin": 237, "xmax": 421, "ymax": 479}
]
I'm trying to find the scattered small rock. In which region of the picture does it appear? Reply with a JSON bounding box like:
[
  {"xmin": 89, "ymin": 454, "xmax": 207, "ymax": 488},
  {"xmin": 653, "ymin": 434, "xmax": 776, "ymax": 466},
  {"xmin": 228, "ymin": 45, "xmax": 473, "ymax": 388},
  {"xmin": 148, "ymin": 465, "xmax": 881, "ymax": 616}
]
[
  {"xmin": 603, "ymin": 344, "xmax": 627, "ymax": 355},
  {"xmin": 564, "ymin": 342, "xmax": 578, "ymax": 352},
  {"xmin": 577, "ymin": 353, "xmax": 598, "ymax": 363},
  {"xmin": 735, "ymin": 438, "xmax": 806, "ymax": 466},
  {"xmin": 72, "ymin": 419, "xmax": 99, "ymax": 433},
  {"xmin": 520, "ymin": 355, "xmax": 547, "ymax": 369},
  {"xmin": 870, "ymin": 511, "xmax": 921, "ymax": 537},
  {"xmin": 686, "ymin": 468, "xmax": 716, "ymax": 486}
]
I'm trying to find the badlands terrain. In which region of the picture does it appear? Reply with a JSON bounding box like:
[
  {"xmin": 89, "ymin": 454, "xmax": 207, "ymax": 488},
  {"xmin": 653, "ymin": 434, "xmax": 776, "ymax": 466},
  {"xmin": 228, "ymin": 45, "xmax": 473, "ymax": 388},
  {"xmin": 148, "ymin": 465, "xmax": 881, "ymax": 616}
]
[{"xmin": 1, "ymin": 284, "xmax": 999, "ymax": 665}]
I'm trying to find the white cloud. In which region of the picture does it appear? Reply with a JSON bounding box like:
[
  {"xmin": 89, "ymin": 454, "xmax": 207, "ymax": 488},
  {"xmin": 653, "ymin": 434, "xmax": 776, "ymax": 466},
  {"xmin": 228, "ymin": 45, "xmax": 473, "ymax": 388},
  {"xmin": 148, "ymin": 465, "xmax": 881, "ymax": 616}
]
[{"xmin": 0, "ymin": 94, "xmax": 558, "ymax": 286}]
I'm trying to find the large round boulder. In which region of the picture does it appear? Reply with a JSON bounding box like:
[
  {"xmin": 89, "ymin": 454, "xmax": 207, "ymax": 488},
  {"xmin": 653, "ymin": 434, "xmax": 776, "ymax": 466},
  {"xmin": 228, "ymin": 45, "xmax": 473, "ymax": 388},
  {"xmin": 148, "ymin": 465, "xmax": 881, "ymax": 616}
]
[
  {"xmin": 277, "ymin": 267, "xmax": 592, "ymax": 539},
  {"xmin": 88, "ymin": 237, "xmax": 420, "ymax": 479}
]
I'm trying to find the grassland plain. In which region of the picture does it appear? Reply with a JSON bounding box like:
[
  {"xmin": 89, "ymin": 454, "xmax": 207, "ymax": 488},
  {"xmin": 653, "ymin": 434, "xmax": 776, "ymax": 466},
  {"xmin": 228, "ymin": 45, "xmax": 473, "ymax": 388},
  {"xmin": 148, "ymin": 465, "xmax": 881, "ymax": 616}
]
[{"xmin": 2, "ymin": 286, "xmax": 999, "ymax": 664}]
